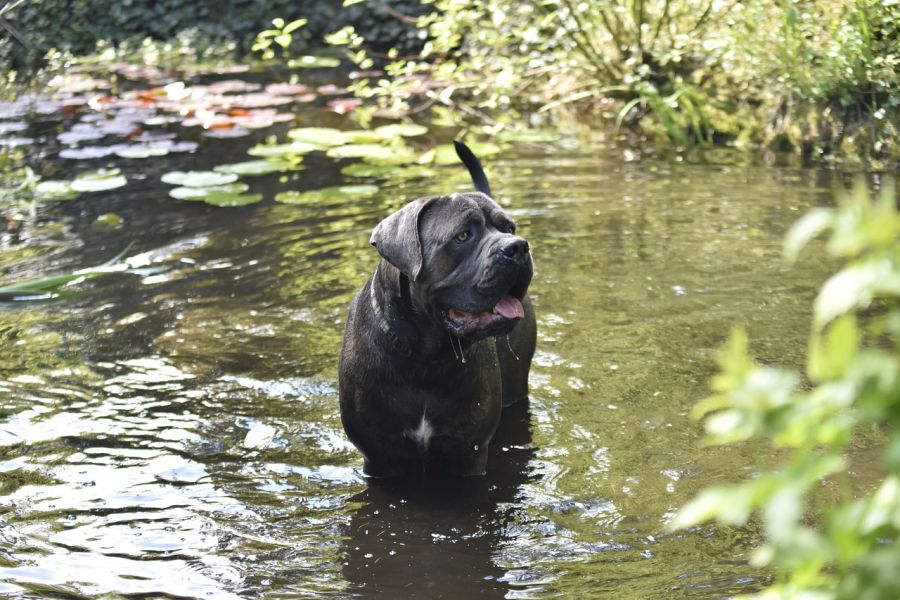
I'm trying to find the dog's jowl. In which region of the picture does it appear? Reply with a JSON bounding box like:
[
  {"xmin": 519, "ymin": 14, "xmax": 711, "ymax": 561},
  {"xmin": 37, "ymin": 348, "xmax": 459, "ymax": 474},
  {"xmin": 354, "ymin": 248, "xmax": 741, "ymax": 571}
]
[{"xmin": 339, "ymin": 141, "xmax": 537, "ymax": 477}]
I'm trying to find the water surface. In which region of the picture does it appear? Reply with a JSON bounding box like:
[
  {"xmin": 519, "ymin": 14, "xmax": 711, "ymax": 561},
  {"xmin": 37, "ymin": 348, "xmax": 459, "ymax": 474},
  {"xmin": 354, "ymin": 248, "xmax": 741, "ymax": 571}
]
[{"xmin": 0, "ymin": 73, "xmax": 841, "ymax": 598}]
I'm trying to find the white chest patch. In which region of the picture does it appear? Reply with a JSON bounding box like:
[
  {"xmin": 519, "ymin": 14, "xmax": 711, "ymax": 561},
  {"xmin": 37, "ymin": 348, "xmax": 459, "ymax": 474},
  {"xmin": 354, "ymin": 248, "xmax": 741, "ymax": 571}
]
[{"xmin": 406, "ymin": 413, "xmax": 434, "ymax": 450}]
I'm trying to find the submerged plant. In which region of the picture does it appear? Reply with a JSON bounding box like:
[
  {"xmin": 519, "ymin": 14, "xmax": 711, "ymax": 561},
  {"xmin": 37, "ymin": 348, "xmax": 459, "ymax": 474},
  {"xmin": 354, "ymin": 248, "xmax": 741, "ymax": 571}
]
[
  {"xmin": 0, "ymin": 244, "xmax": 137, "ymax": 301},
  {"xmin": 671, "ymin": 179, "xmax": 900, "ymax": 598}
]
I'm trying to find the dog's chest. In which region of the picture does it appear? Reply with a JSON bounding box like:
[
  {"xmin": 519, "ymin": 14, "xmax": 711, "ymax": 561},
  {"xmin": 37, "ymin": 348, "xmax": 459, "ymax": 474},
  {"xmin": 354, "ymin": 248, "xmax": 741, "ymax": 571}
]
[{"xmin": 404, "ymin": 411, "xmax": 434, "ymax": 450}]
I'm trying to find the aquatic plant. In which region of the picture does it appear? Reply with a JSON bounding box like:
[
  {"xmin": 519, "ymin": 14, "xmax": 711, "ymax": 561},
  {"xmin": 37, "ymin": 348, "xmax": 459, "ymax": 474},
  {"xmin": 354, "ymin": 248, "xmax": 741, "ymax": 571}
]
[
  {"xmin": 0, "ymin": 244, "xmax": 136, "ymax": 301},
  {"xmin": 326, "ymin": 0, "xmax": 899, "ymax": 166},
  {"xmin": 671, "ymin": 179, "xmax": 900, "ymax": 598}
]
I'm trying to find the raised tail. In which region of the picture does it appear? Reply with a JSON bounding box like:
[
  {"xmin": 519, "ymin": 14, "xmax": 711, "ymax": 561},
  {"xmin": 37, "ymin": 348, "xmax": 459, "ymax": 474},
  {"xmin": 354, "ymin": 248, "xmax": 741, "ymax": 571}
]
[{"xmin": 453, "ymin": 140, "xmax": 492, "ymax": 198}]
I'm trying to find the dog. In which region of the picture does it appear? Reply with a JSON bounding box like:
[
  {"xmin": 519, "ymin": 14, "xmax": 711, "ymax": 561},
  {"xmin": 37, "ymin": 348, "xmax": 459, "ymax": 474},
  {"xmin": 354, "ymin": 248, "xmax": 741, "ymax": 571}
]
[{"xmin": 339, "ymin": 141, "xmax": 536, "ymax": 477}]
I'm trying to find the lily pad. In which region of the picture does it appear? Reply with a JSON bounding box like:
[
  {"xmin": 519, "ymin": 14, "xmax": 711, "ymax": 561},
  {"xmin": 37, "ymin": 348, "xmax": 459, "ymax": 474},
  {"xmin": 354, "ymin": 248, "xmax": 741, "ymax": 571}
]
[
  {"xmin": 287, "ymin": 127, "xmax": 348, "ymax": 146},
  {"xmin": 361, "ymin": 148, "xmax": 420, "ymax": 166},
  {"xmin": 247, "ymin": 141, "xmax": 318, "ymax": 158},
  {"xmin": 161, "ymin": 170, "xmax": 239, "ymax": 187},
  {"xmin": 192, "ymin": 191, "xmax": 263, "ymax": 207},
  {"xmin": 374, "ymin": 123, "xmax": 428, "ymax": 139},
  {"xmin": 341, "ymin": 162, "xmax": 436, "ymax": 180},
  {"xmin": 169, "ymin": 182, "xmax": 250, "ymax": 200},
  {"xmin": 115, "ymin": 145, "xmax": 170, "ymax": 159},
  {"xmin": 71, "ymin": 168, "xmax": 128, "ymax": 192},
  {"xmin": 213, "ymin": 159, "xmax": 298, "ymax": 176},
  {"xmin": 96, "ymin": 212, "xmax": 123, "ymax": 227},
  {"xmin": 35, "ymin": 180, "xmax": 78, "ymax": 200},
  {"xmin": 326, "ymin": 144, "xmax": 399, "ymax": 161},
  {"xmin": 60, "ymin": 145, "xmax": 119, "ymax": 160},
  {"xmin": 342, "ymin": 130, "xmax": 386, "ymax": 144},
  {"xmin": 275, "ymin": 184, "xmax": 379, "ymax": 204}
]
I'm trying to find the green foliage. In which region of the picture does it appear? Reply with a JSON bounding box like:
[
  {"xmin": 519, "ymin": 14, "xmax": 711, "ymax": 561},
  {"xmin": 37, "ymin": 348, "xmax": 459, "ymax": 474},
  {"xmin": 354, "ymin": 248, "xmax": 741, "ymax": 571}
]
[
  {"xmin": 671, "ymin": 180, "xmax": 900, "ymax": 599},
  {"xmin": 326, "ymin": 0, "xmax": 899, "ymax": 165},
  {"xmin": 252, "ymin": 17, "xmax": 309, "ymax": 60},
  {"xmin": 0, "ymin": 244, "xmax": 136, "ymax": 301},
  {"xmin": 0, "ymin": 0, "xmax": 341, "ymax": 75}
]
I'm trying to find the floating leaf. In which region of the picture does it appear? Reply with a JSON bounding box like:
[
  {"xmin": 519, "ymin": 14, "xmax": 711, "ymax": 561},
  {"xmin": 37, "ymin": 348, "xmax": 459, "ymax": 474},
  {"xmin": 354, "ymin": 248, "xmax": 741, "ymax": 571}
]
[
  {"xmin": 326, "ymin": 144, "xmax": 398, "ymax": 160},
  {"xmin": 361, "ymin": 148, "xmax": 419, "ymax": 166},
  {"xmin": 115, "ymin": 145, "xmax": 170, "ymax": 159},
  {"xmin": 203, "ymin": 127, "xmax": 251, "ymax": 139},
  {"xmin": 374, "ymin": 123, "xmax": 428, "ymax": 139},
  {"xmin": 247, "ymin": 141, "xmax": 319, "ymax": 157},
  {"xmin": 275, "ymin": 184, "xmax": 379, "ymax": 204},
  {"xmin": 161, "ymin": 170, "xmax": 239, "ymax": 187},
  {"xmin": 60, "ymin": 145, "xmax": 119, "ymax": 159},
  {"xmin": 71, "ymin": 168, "xmax": 127, "ymax": 192},
  {"xmin": 0, "ymin": 121, "xmax": 27, "ymax": 134},
  {"xmin": 169, "ymin": 182, "xmax": 250, "ymax": 200},
  {"xmin": 342, "ymin": 162, "xmax": 436, "ymax": 179},
  {"xmin": 343, "ymin": 130, "xmax": 385, "ymax": 144},
  {"xmin": 194, "ymin": 191, "xmax": 263, "ymax": 207},
  {"xmin": 265, "ymin": 83, "xmax": 310, "ymax": 95},
  {"xmin": 35, "ymin": 180, "xmax": 78, "ymax": 200},
  {"xmin": 287, "ymin": 127, "xmax": 348, "ymax": 146},
  {"xmin": 96, "ymin": 212, "xmax": 123, "ymax": 227},
  {"xmin": 213, "ymin": 159, "xmax": 298, "ymax": 176},
  {"xmin": 0, "ymin": 244, "xmax": 135, "ymax": 301}
]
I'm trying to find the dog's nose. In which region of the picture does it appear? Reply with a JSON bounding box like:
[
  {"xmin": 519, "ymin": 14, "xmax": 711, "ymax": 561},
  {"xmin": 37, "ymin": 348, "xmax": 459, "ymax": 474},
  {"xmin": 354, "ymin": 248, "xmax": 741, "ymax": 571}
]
[{"xmin": 500, "ymin": 238, "xmax": 529, "ymax": 259}]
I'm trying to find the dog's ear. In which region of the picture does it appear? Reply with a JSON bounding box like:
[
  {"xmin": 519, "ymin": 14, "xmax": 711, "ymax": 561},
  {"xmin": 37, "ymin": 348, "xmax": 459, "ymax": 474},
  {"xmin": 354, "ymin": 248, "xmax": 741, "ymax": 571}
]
[{"xmin": 370, "ymin": 198, "xmax": 431, "ymax": 282}]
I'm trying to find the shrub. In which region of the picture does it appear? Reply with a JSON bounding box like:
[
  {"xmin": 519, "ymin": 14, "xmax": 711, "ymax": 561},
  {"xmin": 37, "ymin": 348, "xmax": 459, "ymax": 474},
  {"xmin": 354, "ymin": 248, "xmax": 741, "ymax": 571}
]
[
  {"xmin": 671, "ymin": 179, "xmax": 900, "ymax": 598},
  {"xmin": 328, "ymin": 0, "xmax": 899, "ymax": 165}
]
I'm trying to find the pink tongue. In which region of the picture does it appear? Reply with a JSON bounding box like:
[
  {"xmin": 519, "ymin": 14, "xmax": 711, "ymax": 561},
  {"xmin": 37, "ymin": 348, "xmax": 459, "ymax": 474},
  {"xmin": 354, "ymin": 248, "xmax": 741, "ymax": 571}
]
[{"xmin": 494, "ymin": 296, "xmax": 524, "ymax": 319}]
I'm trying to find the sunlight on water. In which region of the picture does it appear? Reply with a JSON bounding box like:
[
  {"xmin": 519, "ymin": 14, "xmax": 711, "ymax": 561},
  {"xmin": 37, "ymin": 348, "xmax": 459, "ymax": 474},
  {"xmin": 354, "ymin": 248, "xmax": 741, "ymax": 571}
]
[{"xmin": 0, "ymin": 72, "xmax": 845, "ymax": 598}]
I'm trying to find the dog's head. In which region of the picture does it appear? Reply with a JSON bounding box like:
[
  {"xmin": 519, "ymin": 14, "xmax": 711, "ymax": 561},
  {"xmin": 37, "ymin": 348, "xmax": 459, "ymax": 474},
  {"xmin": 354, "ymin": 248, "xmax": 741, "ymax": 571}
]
[{"xmin": 370, "ymin": 191, "xmax": 532, "ymax": 341}]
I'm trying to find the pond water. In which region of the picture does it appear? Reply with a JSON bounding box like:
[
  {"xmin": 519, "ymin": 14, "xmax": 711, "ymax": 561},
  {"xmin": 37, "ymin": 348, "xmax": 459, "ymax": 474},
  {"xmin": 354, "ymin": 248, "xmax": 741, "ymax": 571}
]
[{"xmin": 0, "ymin": 69, "xmax": 841, "ymax": 598}]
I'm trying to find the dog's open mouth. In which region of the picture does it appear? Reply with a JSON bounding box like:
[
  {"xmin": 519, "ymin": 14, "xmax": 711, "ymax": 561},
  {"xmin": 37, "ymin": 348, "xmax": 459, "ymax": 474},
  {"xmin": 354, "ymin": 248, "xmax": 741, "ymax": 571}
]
[{"xmin": 443, "ymin": 295, "xmax": 524, "ymax": 337}]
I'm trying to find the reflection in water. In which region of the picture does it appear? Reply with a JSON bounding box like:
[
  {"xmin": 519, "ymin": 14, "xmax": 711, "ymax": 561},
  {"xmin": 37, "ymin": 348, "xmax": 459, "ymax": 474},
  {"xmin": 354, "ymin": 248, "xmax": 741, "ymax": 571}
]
[
  {"xmin": 342, "ymin": 400, "xmax": 535, "ymax": 598},
  {"xmin": 0, "ymin": 98, "xmax": 846, "ymax": 597}
]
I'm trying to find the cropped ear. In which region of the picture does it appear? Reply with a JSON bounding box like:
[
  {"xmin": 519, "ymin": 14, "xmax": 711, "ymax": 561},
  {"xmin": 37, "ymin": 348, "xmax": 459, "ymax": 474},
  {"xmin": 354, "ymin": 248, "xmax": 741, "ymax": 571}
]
[{"xmin": 369, "ymin": 198, "xmax": 432, "ymax": 282}]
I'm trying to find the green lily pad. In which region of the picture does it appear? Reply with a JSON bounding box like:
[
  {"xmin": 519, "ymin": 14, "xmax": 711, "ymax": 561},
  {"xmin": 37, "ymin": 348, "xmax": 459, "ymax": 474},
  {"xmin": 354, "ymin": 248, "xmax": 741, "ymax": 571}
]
[
  {"xmin": 169, "ymin": 182, "xmax": 250, "ymax": 200},
  {"xmin": 343, "ymin": 130, "xmax": 386, "ymax": 144},
  {"xmin": 35, "ymin": 180, "xmax": 78, "ymax": 200},
  {"xmin": 116, "ymin": 145, "xmax": 170, "ymax": 159},
  {"xmin": 326, "ymin": 144, "xmax": 393, "ymax": 160},
  {"xmin": 374, "ymin": 123, "xmax": 428, "ymax": 139},
  {"xmin": 275, "ymin": 184, "xmax": 379, "ymax": 204},
  {"xmin": 342, "ymin": 162, "xmax": 438, "ymax": 180},
  {"xmin": 71, "ymin": 168, "xmax": 128, "ymax": 192},
  {"xmin": 213, "ymin": 159, "xmax": 298, "ymax": 176},
  {"xmin": 161, "ymin": 170, "xmax": 238, "ymax": 187},
  {"xmin": 287, "ymin": 127, "xmax": 348, "ymax": 146},
  {"xmin": 96, "ymin": 212, "xmax": 123, "ymax": 227},
  {"xmin": 195, "ymin": 191, "xmax": 263, "ymax": 207},
  {"xmin": 247, "ymin": 141, "xmax": 319, "ymax": 158},
  {"xmin": 362, "ymin": 149, "xmax": 420, "ymax": 166},
  {"xmin": 497, "ymin": 129, "xmax": 562, "ymax": 143},
  {"xmin": 288, "ymin": 55, "xmax": 341, "ymax": 69}
]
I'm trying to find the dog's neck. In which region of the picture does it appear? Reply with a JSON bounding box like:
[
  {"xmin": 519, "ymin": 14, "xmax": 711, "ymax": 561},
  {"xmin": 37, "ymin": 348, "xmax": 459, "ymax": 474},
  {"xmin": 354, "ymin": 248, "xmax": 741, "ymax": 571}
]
[{"xmin": 371, "ymin": 262, "xmax": 467, "ymax": 363}]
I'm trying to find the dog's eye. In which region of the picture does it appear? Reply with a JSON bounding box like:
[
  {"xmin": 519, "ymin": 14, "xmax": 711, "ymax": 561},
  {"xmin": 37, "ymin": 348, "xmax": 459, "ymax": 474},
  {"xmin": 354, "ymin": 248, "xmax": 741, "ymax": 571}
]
[{"xmin": 454, "ymin": 231, "xmax": 471, "ymax": 243}]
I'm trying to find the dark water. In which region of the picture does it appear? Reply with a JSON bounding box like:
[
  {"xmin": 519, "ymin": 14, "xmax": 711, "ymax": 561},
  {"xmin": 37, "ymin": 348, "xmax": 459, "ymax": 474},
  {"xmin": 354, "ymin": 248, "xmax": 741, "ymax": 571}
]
[{"xmin": 0, "ymin": 73, "xmax": 840, "ymax": 598}]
